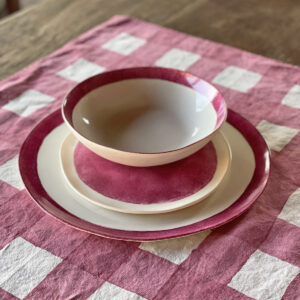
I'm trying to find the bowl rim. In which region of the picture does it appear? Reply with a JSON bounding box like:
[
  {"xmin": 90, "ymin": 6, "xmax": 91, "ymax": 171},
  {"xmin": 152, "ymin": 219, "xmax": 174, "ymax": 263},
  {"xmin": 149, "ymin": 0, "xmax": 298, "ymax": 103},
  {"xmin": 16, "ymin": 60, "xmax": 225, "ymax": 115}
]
[{"xmin": 61, "ymin": 66, "xmax": 228, "ymax": 155}]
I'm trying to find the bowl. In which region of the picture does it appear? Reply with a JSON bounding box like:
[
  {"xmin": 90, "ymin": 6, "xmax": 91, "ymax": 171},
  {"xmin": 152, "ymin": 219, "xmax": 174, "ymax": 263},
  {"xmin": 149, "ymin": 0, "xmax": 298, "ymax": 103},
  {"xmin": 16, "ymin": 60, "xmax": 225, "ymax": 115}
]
[{"xmin": 62, "ymin": 67, "xmax": 227, "ymax": 167}]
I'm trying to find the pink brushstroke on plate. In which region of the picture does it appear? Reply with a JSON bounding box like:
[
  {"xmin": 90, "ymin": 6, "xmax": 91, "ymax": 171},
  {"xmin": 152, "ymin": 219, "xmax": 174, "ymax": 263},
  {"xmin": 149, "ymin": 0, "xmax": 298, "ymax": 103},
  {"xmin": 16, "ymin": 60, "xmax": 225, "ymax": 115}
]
[{"xmin": 74, "ymin": 141, "xmax": 217, "ymax": 204}]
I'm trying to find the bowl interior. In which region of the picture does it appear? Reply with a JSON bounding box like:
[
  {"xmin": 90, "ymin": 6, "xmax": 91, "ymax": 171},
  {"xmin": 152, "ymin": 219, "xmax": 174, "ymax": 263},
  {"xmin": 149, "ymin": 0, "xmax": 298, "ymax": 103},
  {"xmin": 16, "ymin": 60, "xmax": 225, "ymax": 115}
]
[{"xmin": 72, "ymin": 78, "xmax": 219, "ymax": 153}]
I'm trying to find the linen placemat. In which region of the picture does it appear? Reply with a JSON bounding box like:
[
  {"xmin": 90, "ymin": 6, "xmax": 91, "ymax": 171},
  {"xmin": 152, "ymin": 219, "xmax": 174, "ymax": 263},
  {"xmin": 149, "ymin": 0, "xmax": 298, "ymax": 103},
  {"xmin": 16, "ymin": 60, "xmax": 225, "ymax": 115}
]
[{"xmin": 0, "ymin": 15, "xmax": 299, "ymax": 299}]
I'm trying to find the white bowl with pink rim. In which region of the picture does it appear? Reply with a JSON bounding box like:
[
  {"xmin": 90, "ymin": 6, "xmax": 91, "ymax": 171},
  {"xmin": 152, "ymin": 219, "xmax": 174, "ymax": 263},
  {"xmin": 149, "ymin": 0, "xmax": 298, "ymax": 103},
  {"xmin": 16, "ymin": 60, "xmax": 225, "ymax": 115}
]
[{"xmin": 61, "ymin": 67, "xmax": 227, "ymax": 167}]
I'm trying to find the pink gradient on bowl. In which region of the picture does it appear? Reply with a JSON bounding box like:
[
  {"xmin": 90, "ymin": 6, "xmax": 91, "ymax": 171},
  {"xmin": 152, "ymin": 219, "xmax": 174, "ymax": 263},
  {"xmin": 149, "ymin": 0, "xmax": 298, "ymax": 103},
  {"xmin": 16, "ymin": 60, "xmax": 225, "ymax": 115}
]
[
  {"xmin": 61, "ymin": 67, "xmax": 227, "ymax": 167},
  {"xmin": 63, "ymin": 67, "xmax": 226, "ymax": 131}
]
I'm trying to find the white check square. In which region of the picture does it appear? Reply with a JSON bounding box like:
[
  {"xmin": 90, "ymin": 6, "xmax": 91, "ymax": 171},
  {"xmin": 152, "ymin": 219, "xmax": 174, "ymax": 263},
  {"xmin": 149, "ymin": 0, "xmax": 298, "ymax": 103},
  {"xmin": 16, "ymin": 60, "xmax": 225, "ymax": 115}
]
[
  {"xmin": 0, "ymin": 155, "xmax": 24, "ymax": 190},
  {"xmin": 2, "ymin": 90, "xmax": 55, "ymax": 117},
  {"xmin": 0, "ymin": 237, "xmax": 62, "ymax": 299},
  {"xmin": 57, "ymin": 58, "xmax": 105, "ymax": 82},
  {"xmin": 102, "ymin": 33, "xmax": 146, "ymax": 55},
  {"xmin": 139, "ymin": 230, "xmax": 210, "ymax": 264},
  {"xmin": 228, "ymin": 249, "xmax": 300, "ymax": 300},
  {"xmin": 278, "ymin": 188, "xmax": 300, "ymax": 227},
  {"xmin": 256, "ymin": 120, "xmax": 298, "ymax": 151},
  {"xmin": 88, "ymin": 282, "xmax": 146, "ymax": 300},
  {"xmin": 212, "ymin": 66, "xmax": 262, "ymax": 92},
  {"xmin": 155, "ymin": 48, "xmax": 200, "ymax": 71},
  {"xmin": 282, "ymin": 85, "xmax": 300, "ymax": 109}
]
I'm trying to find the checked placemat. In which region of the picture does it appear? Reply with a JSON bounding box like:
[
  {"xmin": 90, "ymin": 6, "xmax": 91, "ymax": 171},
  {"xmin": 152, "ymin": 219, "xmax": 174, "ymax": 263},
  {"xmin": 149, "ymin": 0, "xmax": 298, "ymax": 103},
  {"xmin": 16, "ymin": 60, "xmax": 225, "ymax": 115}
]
[{"xmin": 0, "ymin": 15, "xmax": 299, "ymax": 300}]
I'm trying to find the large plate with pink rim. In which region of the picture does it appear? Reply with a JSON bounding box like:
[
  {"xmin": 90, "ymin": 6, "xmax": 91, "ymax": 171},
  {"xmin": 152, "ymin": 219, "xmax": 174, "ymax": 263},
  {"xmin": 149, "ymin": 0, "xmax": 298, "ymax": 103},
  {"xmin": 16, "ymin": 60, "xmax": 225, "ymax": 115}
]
[
  {"xmin": 59, "ymin": 130, "xmax": 231, "ymax": 214},
  {"xmin": 19, "ymin": 109, "xmax": 270, "ymax": 241}
]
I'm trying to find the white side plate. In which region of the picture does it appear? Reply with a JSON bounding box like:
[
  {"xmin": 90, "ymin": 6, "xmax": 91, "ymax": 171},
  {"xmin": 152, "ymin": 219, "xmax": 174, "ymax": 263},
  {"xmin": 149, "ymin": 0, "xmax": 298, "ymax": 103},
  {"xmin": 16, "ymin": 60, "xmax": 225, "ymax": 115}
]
[{"xmin": 59, "ymin": 131, "xmax": 231, "ymax": 214}]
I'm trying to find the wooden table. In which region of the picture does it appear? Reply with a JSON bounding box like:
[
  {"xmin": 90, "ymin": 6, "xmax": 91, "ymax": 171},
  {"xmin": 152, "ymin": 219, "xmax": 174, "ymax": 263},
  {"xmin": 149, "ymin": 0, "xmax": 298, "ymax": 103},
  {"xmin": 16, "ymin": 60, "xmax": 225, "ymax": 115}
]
[{"xmin": 1, "ymin": 0, "xmax": 300, "ymax": 81}]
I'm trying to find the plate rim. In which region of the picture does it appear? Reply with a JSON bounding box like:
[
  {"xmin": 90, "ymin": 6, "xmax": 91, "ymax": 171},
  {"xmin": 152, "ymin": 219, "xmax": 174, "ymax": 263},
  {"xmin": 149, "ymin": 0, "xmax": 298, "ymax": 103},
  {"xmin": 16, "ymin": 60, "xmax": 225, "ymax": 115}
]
[{"xmin": 19, "ymin": 109, "xmax": 270, "ymax": 241}]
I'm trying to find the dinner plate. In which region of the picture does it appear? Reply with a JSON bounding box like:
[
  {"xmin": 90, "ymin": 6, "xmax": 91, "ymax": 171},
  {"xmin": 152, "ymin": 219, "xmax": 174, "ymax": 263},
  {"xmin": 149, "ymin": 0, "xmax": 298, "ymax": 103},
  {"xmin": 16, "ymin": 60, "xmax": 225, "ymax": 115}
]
[
  {"xmin": 19, "ymin": 109, "xmax": 270, "ymax": 241},
  {"xmin": 60, "ymin": 131, "xmax": 231, "ymax": 214}
]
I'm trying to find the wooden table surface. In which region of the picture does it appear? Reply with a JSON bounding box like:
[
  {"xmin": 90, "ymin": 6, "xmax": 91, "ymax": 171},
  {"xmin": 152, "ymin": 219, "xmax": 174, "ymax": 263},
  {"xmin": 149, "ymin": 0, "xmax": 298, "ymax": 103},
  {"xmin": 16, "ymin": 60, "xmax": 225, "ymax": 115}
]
[{"xmin": 1, "ymin": 0, "xmax": 300, "ymax": 81}]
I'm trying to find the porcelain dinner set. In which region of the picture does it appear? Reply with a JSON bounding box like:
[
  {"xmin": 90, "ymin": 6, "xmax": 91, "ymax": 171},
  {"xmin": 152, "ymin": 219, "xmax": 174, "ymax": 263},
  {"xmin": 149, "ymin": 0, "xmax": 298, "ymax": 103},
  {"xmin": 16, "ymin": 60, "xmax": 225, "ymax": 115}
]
[{"xmin": 19, "ymin": 67, "xmax": 270, "ymax": 241}]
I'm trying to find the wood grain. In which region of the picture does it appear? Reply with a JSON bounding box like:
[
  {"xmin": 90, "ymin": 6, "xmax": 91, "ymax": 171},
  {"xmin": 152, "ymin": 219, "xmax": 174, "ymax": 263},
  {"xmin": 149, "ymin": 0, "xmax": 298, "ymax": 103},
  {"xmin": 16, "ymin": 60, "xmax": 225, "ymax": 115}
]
[{"xmin": 1, "ymin": 0, "xmax": 300, "ymax": 80}]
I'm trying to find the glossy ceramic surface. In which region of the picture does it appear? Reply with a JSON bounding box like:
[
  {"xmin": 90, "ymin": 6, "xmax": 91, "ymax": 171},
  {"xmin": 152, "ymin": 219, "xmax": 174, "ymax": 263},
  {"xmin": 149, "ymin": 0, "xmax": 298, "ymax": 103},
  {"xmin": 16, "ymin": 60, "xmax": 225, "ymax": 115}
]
[
  {"xmin": 19, "ymin": 109, "xmax": 270, "ymax": 241},
  {"xmin": 59, "ymin": 131, "xmax": 231, "ymax": 214},
  {"xmin": 62, "ymin": 67, "xmax": 227, "ymax": 166}
]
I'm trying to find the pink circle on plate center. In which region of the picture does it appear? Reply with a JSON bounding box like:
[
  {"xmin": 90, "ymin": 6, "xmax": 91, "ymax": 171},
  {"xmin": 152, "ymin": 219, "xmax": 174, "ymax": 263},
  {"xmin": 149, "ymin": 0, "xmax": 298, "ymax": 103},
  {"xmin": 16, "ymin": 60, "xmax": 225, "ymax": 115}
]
[{"xmin": 74, "ymin": 142, "xmax": 217, "ymax": 204}]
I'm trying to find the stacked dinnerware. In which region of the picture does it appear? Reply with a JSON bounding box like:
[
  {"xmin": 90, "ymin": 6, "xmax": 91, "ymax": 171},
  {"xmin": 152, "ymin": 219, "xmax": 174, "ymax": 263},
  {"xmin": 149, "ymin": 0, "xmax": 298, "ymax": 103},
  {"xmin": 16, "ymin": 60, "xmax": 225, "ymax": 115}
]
[{"xmin": 19, "ymin": 67, "xmax": 270, "ymax": 241}]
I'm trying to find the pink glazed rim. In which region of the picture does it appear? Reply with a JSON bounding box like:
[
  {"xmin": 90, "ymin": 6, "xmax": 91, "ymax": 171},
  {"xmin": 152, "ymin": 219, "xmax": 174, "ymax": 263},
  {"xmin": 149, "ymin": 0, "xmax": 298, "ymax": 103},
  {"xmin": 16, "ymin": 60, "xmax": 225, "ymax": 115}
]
[
  {"xmin": 61, "ymin": 66, "xmax": 227, "ymax": 155},
  {"xmin": 19, "ymin": 109, "xmax": 270, "ymax": 241}
]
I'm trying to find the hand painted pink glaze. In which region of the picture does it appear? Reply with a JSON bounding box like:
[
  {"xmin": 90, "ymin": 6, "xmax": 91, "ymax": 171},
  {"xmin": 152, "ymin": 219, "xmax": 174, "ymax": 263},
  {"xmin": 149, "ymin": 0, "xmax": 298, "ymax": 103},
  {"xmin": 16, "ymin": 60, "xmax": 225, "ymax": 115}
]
[
  {"xmin": 212, "ymin": 93, "xmax": 227, "ymax": 129},
  {"xmin": 74, "ymin": 141, "xmax": 217, "ymax": 204},
  {"xmin": 19, "ymin": 109, "xmax": 270, "ymax": 241}
]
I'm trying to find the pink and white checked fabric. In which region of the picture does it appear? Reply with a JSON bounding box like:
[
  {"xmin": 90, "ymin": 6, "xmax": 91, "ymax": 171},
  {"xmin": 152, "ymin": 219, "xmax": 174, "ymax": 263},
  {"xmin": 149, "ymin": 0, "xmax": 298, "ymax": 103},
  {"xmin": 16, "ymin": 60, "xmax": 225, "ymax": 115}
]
[{"xmin": 0, "ymin": 15, "xmax": 300, "ymax": 299}]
